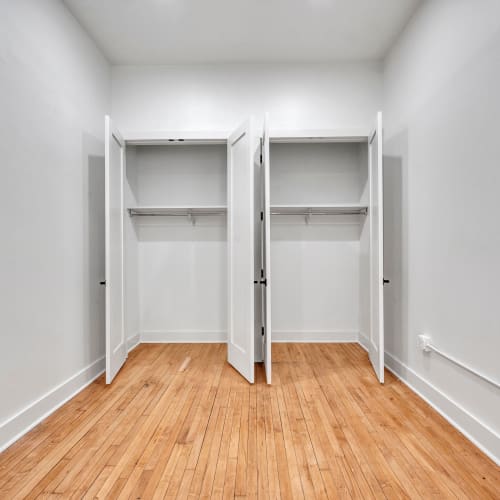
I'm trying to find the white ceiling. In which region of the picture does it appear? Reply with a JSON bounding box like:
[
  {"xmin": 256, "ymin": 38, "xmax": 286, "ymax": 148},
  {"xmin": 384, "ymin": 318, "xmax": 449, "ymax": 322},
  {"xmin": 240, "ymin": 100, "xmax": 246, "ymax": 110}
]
[{"xmin": 64, "ymin": 0, "xmax": 421, "ymax": 65}]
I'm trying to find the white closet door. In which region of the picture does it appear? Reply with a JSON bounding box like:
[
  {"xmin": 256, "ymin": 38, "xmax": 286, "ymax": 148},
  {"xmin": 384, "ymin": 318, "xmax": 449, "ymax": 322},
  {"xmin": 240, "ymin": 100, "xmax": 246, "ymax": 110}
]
[
  {"xmin": 105, "ymin": 116, "xmax": 127, "ymax": 384},
  {"xmin": 368, "ymin": 112, "xmax": 385, "ymax": 383},
  {"xmin": 262, "ymin": 113, "xmax": 272, "ymax": 384},
  {"xmin": 227, "ymin": 118, "xmax": 256, "ymax": 383}
]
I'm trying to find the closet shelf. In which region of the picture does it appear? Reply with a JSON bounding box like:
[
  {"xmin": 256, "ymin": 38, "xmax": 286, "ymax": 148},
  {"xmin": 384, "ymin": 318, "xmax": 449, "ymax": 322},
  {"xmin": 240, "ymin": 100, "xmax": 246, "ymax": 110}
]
[
  {"xmin": 128, "ymin": 206, "xmax": 227, "ymax": 217},
  {"xmin": 270, "ymin": 204, "xmax": 368, "ymax": 216}
]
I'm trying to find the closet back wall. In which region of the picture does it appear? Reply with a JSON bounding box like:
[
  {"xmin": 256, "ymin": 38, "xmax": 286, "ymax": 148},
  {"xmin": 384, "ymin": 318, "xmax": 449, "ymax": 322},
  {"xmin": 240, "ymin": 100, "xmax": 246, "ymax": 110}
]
[
  {"xmin": 112, "ymin": 63, "xmax": 383, "ymax": 344},
  {"xmin": 127, "ymin": 145, "xmax": 228, "ymax": 343}
]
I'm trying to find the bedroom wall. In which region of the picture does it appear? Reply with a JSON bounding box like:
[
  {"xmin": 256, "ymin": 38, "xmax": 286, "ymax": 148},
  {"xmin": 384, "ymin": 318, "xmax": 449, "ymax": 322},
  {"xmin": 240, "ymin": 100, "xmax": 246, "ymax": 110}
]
[
  {"xmin": 111, "ymin": 62, "xmax": 382, "ymax": 133},
  {"xmin": 111, "ymin": 62, "xmax": 383, "ymax": 346},
  {"xmin": 0, "ymin": 0, "xmax": 110, "ymax": 450},
  {"xmin": 383, "ymin": 0, "xmax": 500, "ymax": 464}
]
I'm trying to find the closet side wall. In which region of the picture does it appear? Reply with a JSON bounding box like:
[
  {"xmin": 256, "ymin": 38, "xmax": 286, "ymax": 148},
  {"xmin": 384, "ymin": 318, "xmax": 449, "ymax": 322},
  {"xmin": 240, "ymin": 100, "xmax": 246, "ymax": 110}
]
[
  {"xmin": 0, "ymin": 0, "xmax": 110, "ymax": 450},
  {"xmin": 124, "ymin": 147, "xmax": 140, "ymax": 350}
]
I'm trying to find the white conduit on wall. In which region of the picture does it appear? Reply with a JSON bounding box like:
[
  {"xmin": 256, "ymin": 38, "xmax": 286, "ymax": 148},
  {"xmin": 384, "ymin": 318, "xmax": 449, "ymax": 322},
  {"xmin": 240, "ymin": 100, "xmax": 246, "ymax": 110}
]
[{"xmin": 427, "ymin": 343, "xmax": 500, "ymax": 390}]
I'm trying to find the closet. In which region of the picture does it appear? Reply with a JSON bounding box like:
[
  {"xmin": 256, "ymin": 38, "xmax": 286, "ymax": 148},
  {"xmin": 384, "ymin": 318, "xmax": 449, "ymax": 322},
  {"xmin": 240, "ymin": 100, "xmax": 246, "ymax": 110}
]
[
  {"xmin": 104, "ymin": 116, "xmax": 261, "ymax": 384},
  {"xmin": 259, "ymin": 113, "xmax": 385, "ymax": 383},
  {"xmin": 104, "ymin": 113, "xmax": 384, "ymax": 386}
]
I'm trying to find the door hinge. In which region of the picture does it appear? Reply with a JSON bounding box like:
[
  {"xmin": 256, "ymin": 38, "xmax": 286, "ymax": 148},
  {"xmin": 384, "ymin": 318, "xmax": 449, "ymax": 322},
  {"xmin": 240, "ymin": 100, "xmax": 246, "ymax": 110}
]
[
  {"xmin": 261, "ymin": 268, "xmax": 264, "ymax": 278},
  {"xmin": 261, "ymin": 326, "xmax": 265, "ymax": 336},
  {"xmin": 260, "ymin": 211, "xmax": 263, "ymax": 221}
]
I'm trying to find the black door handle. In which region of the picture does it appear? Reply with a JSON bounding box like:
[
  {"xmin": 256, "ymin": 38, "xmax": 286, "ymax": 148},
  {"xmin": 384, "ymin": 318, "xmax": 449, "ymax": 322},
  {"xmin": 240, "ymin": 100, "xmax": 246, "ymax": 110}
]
[
  {"xmin": 383, "ymin": 278, "xmax": 390, "ymax": 285},
  {"xmin": 253, "ymin": 279, "xmax": 267, "ymax": 286},
  {"xmin": 100, "ymin": 281, "xmax": 106, "ymax": 286}
]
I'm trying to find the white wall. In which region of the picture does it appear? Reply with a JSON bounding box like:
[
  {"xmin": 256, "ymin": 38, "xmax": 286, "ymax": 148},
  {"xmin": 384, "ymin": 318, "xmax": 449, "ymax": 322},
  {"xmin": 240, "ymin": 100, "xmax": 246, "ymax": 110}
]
[
  {"xmin": 269, "ymin": 143, "xmax": 368, "ymax": 342},
  {"xmin": 383, "ymin": 0, "xmax": 500, "ymax": 464},
  {"xmin": 111, "ymin": 63, "xmax": 382, "ymax": 346},
  {"xmin": 112, "ymin": 63, "xmax": 382, "ymax": 133},
  {"xmin": 0, "ymin": 0, "xmax": 110, "ymax": 450},
  {"xmin": 126, "ymin": 145, "xmax": 228, "ymax": 343}
]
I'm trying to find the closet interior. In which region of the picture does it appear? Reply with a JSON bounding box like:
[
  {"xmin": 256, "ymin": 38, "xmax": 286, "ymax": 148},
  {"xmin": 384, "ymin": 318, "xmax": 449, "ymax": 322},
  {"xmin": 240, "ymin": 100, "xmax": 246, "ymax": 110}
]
[
  {"xmin": 268, "ymin": 138, "xmax": 370, "ymax": 347},
  {"xmin": 105, "ymin": 119, "xmax": 260, "ymax": 384},
  {"xmin": 124, "ymin": 142, "xmax": 228, "ymax": 348},
  {"xmin": 260, "ymin": 115, "xmax": 385, "ymax": 384}
]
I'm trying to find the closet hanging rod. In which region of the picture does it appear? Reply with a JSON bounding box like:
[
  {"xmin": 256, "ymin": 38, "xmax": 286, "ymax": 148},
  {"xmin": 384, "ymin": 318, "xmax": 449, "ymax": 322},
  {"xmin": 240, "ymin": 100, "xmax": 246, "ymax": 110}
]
[
  {"xmin": 271, "ymin": 209, "xmax": 368, "ymax": 216},
  {"xmin": 128, "ymin": 208, "xmax": 227, "ymax": 217},
  {"xmin": 130, "ymin": 212, "xmax": 227, "ymax": 216}
]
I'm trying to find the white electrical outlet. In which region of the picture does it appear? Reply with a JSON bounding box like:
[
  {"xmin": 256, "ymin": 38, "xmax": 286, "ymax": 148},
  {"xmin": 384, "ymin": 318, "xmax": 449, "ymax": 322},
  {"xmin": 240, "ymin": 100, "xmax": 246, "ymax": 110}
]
[{"xmin": 417, "ymin": 334, "xmax": 432, "ymax": 352}]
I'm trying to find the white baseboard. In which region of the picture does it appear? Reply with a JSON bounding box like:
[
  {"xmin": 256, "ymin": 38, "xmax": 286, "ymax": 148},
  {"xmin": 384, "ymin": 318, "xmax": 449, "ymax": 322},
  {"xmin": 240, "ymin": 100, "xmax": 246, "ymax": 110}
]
[
  {"xmin": 127, "ymin": 333, "xmax": 141, "ymax": 353},
  {"xmin": 272, "ymin": 330, "xmax": 358, "ymax": 343},
  {"xmin": 358, "ymin": 331, "xmax": 369, "ymax": 351},
  {"xmin": 384, "ymin": 351, "xmax": 500, "ymax": 466},
  {"xmin": 0, "ymin": 356, "xmax": 105, "ymax": 453},
  {"xmin": 140, "ymin": 330, "xmax": 227, "ymax": 343}
]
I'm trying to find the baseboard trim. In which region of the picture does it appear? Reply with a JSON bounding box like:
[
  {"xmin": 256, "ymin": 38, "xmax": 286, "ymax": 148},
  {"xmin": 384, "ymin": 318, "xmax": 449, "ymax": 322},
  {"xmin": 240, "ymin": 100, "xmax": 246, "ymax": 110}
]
[
  {"xmin": 384, "ymin": 351, "xmax": 500, "ymax": 466},
  {"xmin": 140, "ymin": 330, "xmax": 227, "ymax": 343},
  {"xmin": 358, "ymin": 332, "xmax": 369, "ymax": 351},
  {"xmin": 273, "ymin": 330, "xmax": 358, "ymax": 343},
  {"xmin": 127, "ymin": 333, "xmax": 141, "ymax": 353},
  {"xmin": 0, "ymin": 356, "xmax": 105, "ymax": 453}
]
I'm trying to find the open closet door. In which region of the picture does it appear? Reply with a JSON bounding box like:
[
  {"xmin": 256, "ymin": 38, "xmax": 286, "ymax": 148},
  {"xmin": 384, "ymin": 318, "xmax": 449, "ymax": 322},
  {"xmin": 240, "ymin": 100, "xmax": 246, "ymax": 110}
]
[
  {"xmin": 104, "ymin": 116, "xmax": 127, "ymax": 384},
  {"xmin": 262, "ymin": 114, "xmax": 272, "ymax": 384},
  {"xmin": 227, "ymin": 118, "xmax": 256, "ymax": 383},
  {"xmin": 368, "ymin": 112, "xmax": 385, "ymax": 383}
]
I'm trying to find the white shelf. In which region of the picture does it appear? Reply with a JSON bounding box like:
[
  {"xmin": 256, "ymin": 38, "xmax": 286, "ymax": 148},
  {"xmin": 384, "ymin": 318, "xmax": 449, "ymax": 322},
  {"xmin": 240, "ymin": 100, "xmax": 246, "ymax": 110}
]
[
  {"xmin": 123, "ymin": 130, "xmax": 229, "ymax": 146},
  {"xmin": 269, "ymin": 129, "xmax": 370, "ymax": 144},
  {"xmin": 128, "ymin": 205, "xmax": 227, "ymax": 217},
  {"xmin": 271, "ymin": 204, "xmax": 368, "ymax": 216}
]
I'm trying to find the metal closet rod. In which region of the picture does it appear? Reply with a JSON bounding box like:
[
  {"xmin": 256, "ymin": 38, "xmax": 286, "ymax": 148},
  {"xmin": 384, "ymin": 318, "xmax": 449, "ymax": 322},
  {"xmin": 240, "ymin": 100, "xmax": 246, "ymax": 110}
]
[
  {"xmin": 271, "ymin": 210, "xmax": 368, "ymax": 216},
  {"xmin": 128, "ymin": 208, "xmax": 227, "ymax": 217},
  {"xmin": 129, "ymin": 212, "xmax": 226, "ymax": 216}
]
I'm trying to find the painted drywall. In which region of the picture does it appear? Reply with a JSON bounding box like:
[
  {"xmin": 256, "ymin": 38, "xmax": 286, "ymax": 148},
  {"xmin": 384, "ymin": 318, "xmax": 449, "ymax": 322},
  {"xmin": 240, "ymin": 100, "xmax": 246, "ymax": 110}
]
[
  {"xmin": 0, "ymin": 0, "xmax": 110, "ymax": 449},
  {"xmin": 270, "ymin": 143, "xmax": 368, "ymax": 342},
  {"xmin": 126, "ymin": 145, "xmax": 228, "ymax": 343},
  {"xmin": 111, "ymin": 63, "xmax": 382, "ymax": 346},
  {"xmin": 111, "ymin": 63, "xmax": 382, "ymax": 133},
  {"xmin": 383, "ymin": 0, "xmax": 500, "ymax": 463},
  {"xmin": 63, "ymin": 0, "xmax": 420, "ymax": 64}
]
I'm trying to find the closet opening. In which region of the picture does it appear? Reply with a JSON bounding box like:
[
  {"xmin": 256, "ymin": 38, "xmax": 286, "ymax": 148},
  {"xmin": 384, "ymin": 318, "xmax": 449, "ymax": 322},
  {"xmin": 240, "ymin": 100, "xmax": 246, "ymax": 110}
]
[
  {"xmin": 124, "ymin": 143, "xmax": 228, "ymax": 346},
  {"xmin": 259, "ymin": 113, "xmax": 385, "ymax": 383},
  {"xmin": 268, "ymin": 140, "xmax": 370, "ymax": 344}
]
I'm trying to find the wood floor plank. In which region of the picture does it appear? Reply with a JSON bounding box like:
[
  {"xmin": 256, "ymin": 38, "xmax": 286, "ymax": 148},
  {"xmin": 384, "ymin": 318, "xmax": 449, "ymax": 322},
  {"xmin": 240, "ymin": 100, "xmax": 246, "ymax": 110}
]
[
  {"xmin": 46, "ymin": 347, "xmax": 177, "ymax": 497},
  {"xmin": 0, "ymin": 343, "xmax": 497, "ymax": 499},
  {"xmin": 271, "ymin": 368, "xmax": 304, "ymax": 500},
  {"xmin": 4, "ymin": 348, "xmax": 167, "ymax": 499},
  {"xmin": 234, "ymin": 382, "xmax": 251, "ymax": 498}
]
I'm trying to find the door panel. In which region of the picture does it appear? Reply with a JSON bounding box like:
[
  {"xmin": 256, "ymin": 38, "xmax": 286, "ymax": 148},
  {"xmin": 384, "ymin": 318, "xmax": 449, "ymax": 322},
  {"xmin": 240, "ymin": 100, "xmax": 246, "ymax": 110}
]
[
  {"xmin": 368, "ymin": 111, "xmax": 385, "ymax": 383},
  {"xmin": 105, "ymin": 116, "xmax": 127, "ymax": 384},
  {"xmin": 262, "ymin": 113, "xmax": 272, "ymax": 384},
  {"xmin": 227, "ymin": 118, "xmax": 255, "ymax": 383}
]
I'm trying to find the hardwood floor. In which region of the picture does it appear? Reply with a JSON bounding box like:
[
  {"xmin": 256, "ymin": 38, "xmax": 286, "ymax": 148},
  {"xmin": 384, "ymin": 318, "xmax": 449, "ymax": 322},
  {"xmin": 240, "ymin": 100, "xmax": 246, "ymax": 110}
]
[{"xmin": 0, "ymin": 343, "xmax": 499, "ymax": 499}]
